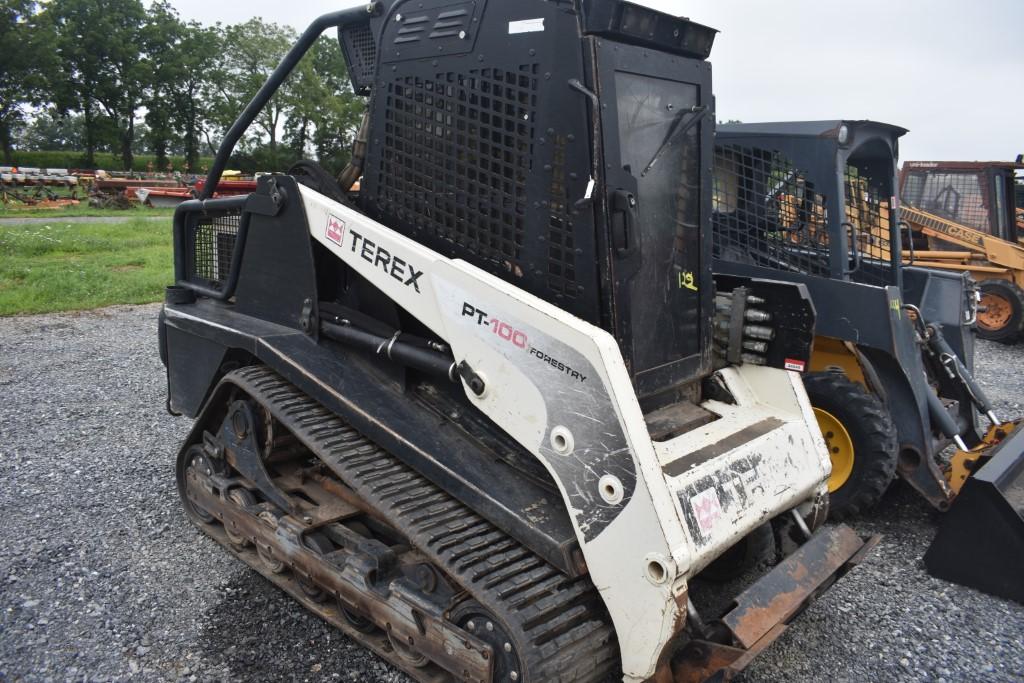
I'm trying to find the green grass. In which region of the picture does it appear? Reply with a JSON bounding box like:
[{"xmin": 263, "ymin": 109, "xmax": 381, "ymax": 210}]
[
  {"xmin": 8, "ymin": 150, "xmax": 215, "ymax": 173},
  {"xmin": 0, "ymin": 219, "xmax": 173, "ymax": 316},
  {"xmin": 0, "ymin": 203, "xmax": 176, "ymax": 219}
]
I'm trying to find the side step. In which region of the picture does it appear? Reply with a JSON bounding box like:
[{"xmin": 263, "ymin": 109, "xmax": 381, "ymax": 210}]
[
  {"xmin": 925, "ymin": 423, "xmax": 1024, "ymax": 604},
  {"xmin": 670, "ymin": 525, "xmax": 878, "ymax": 682}
]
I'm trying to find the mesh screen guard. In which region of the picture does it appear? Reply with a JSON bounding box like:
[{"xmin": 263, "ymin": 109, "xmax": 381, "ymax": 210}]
[
  {"xmin": 360, "ymin": 2, "xmax": 601, "ymax": 323},
  {"xmin": 340, "ymin": 23, "xmax": 377, "ymax": 95},
  {"xmin": 185, "ymin": 211, "xmax": 243, "ymax": 292},
  {"xmin": 902, "ymin": 170, "xmax": 993, "ymax": 233},
  {"xmin": 713, "ymin": 142, "xmax": 896, "ymax": 287},
  {"xmin": 357, "ymin": 0, "xmax": 717, "ymax": 394}
]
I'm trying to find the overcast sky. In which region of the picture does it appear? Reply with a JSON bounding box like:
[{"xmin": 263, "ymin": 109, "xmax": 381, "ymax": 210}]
[{"xmin": 161, "ymin": 0, "xmax": 1022, "ymax": 163}]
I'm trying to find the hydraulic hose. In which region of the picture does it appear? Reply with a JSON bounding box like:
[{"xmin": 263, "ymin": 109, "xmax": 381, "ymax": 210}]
[
  {"xmin": 925, "ymin": 387, "xmax": 968, "ymax": 451},
  {"xmin": 320, "ymin": 320, "xmax": 458, "ymax": 382},
  {"xmin": 338, "ymin": 111, "xmax": 370, "ymax": 192}
]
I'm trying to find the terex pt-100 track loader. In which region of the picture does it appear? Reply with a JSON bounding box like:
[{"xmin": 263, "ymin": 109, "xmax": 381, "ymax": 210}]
[{"xmin": 159, "ymin": 2, "xmax": 875, "ymax": 679}]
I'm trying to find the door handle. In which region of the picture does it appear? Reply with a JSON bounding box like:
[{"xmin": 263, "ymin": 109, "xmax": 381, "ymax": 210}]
[{"xmin": 612, "ymin": 189, "xmax": 637, "ymax": 257}]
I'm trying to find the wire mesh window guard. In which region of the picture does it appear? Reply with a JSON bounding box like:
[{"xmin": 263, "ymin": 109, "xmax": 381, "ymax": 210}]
[
  {"xmin": 713, "ymin": 144, "xmax": 832, "ymax": 279},
  {"xmin": 374, "ymin": 65, "xmax": 545, "ymax": 281},
  {"xmin": 844, "ymin": 164, "xmax": 894, "ymax": 286},
  {"xmin": 713, "ymin": 144, "xmax": 895, "ymax": 286},
  {"xmin": 901, "ymin": 171, "xmax": 991, "ymax": 232},
  {"xmin": 187, "ymin": 211, "xmax": 242, "ymax": 291}
]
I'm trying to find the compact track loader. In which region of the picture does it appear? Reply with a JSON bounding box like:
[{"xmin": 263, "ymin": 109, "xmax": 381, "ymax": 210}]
[
  {"xmin": 900, "ymin": 160, "xmax": 1024, "ymax": 342},
  {"xmin": 159, "ymin": 3, "xmax": 880, "ymax": 680},
  {"xmin": 712, "ymin": 121, "xmax": 1024, "ymax": 602}
]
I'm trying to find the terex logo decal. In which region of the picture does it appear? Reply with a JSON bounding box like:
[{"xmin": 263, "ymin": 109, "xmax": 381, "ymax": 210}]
[
  {"xmin": 325, "ymin": 214, "xmax": 346, "ymax": 246},
  {"xmin": 690, "ymin": 487, "xmax": 723, "ymax": 536},
  {"xmin": 347, "ymin": 229, "xmax": 424, "ymax": 293},
  {"xmin": 461, "ymin": 302, "xmax": 587, "ymax": 383}
]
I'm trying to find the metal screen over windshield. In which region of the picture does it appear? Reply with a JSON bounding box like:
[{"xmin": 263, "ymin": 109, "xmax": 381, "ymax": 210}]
[
  {"xmin": 843, "ymin": 163, "xmax": 895, "ymax": 286},
  {"xmin": 713, "ymin": 143, "xmax": 896, "ymax": 287},
  {"xmin": 902, "ymin": 171, "xmax": 992, "ymax": 232},
  {"xmin": 713, "ymin": 144, "xmax": 832, "ymax": 279}
]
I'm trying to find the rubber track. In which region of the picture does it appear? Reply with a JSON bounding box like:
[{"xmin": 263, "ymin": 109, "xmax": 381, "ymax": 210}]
[{"xmin": 229, "ymin": 366, "xmax": 619, "ymax": 682}]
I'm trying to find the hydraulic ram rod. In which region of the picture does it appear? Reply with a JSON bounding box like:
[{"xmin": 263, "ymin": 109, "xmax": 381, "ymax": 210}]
[{"xmin": 320, "ymin": 320, "xmax": 459, "ymax": 382}]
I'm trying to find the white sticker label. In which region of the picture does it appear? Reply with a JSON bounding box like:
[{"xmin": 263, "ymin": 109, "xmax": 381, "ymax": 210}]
[
  {"xmin": 690, "ymin": 487, "xmax": 723, "ymax": 535},
  {"xmin": 509, "ymin": 18, "xmax": 544, "ymax": 34},
  {"xmin": 784, "ymin": 358, "xmax": 806, "ymax": 372}
]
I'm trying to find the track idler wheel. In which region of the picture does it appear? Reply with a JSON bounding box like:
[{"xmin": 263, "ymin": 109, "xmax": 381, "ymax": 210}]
[
  {"xmin": 338, "ymin": 601, "xmax": 377, "ymax": 634},
  {"xmin": 182, "ymin": 445, "xmax": 217, "ymax": 524},
  {"xmin": 297, "ymin": 533, "xmax": 333, "ymax": 603},
  {"xmin": 451, "ymin": 601, "xmax": 525, "ymax": 682},
  {"xmin": 388, "ymin": 631, "xmax": 430, "ymax": 669}
]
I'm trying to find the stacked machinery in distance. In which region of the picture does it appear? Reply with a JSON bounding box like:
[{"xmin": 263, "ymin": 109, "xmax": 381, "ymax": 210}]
[
  {"xmin": 900, "ymin": 160, "xmax": 1024, "ymax": 342},
  {"xmin": 159, "ymin": 2, "xmax": 879, "ymax": 681}
]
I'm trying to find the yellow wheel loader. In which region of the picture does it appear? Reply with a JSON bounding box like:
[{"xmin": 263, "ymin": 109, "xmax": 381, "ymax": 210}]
[{"xmin": 900, "ymin": 160, "xmax": 1024, "ymax": 342}]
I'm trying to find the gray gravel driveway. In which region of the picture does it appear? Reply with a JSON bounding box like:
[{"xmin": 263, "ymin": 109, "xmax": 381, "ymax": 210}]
[{"xmin": 0, "ymin": 305, "xmax": 1021, "ymax": 682}]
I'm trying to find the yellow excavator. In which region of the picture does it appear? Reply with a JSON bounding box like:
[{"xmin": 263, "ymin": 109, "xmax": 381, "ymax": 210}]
[{"xmin": 899, "ymin": 160, "xmax": 1024, "ymax": 342}]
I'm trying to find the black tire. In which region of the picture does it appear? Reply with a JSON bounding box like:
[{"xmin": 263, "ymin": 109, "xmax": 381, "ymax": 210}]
[
  {"xmin": 976, "ymin": 279, "xmax": 1024, "ymax": 344},
  {"xmin": 803, "ymin": 372, "xmax": 898, "ymax": 520}
]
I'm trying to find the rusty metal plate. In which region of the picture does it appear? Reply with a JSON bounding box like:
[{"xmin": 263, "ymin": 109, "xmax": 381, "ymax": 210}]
[{"xmin": 722, "ymin": 524, "xmax": 865, "ymax": 649}]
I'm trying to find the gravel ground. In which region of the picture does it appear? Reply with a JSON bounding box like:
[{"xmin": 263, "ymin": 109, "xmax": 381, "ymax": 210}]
[{"xmin": 0, "ymin": 304, "xmax": 1021, "ymax": 682}]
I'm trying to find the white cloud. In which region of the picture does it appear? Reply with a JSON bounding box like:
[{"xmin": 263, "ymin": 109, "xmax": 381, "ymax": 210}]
[{"xmin": 161, "ymin": 0, "xmax": 1024, "ymax": 162}]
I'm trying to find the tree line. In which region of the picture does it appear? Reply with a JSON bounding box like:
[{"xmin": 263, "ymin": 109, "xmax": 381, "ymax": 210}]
[{"xmin": 1, "ymin": 0, "xmax": 366, "ymax": 174}]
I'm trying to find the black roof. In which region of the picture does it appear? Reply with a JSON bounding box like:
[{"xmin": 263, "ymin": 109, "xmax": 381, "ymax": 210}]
[{"xmin": 718, "ymin": 120, "xmax": 909, "ymax": 139}]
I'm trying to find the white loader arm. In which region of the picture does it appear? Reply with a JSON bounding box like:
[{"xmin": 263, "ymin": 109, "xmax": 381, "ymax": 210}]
[{"xmin": 301, "ymin": 185, "xmax": 831, "ymax": 680}]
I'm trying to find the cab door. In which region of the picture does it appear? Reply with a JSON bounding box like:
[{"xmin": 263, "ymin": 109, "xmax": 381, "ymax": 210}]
[{"xmin": 590, "ymin": 38, "xmax": 714, "ymax": 399}]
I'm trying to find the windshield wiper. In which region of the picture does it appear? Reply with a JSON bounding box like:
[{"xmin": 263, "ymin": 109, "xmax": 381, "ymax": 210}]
[{"xmin": 640, "ymin": 105, "xmax": 709, "ymax": 177}]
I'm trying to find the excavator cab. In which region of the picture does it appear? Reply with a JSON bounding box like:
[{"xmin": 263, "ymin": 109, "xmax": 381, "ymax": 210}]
[{"xmin": 353, "ymin": 0, "xmax": 719, "ymax": 398}]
